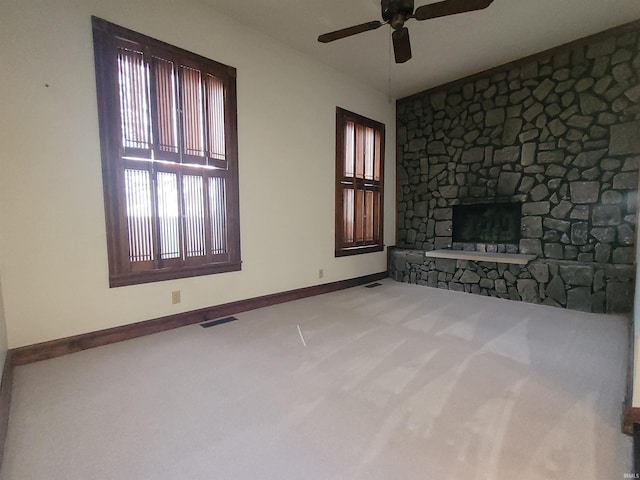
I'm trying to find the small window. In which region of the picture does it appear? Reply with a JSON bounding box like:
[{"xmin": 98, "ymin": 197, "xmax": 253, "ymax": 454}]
[
  {"xmin": 92, "ymin": 17, "xmax": 241, "ymax": 286},
  {"xmin": 335, "ymin": 108, "xmax": 385, "ymax": 257}
]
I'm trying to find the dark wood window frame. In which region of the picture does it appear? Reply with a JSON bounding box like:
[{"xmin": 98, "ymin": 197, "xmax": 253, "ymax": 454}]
[
  {"xmin": 335, "ymin": 107, "xmax": 385, "ymax": 257},
  {"xmin": 92, "ymin": 17, "xmax": 241, "ymax": 287}
]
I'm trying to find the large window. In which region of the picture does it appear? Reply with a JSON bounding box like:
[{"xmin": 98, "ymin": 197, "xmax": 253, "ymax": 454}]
[
  {"xmin": 92, "ymin": 17, "xmax": 241, "ymax": 287},
  {"xmin": 335, "ymin": 108, "xmax": 385, "ymax": 257}
]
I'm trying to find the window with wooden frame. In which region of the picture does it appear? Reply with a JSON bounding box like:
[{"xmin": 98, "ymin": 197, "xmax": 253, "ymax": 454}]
[
  {"xmin": 92, "ymin": 17, "xmax": 241, "ymax": 287},
  {"xmin": 335, "ymin": 107, "xmax": 385, "ymax": 257}
]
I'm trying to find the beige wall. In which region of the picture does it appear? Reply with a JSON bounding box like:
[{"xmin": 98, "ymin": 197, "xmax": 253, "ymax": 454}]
[
  {"xmin": 0, "ymin": 141, "xmax": 8, "ymax": 367},
  {"xmin": 0, "ymin": 275, "xmax": 7, "ymax": 373},
  {"xmin": 0, "ymin": 16, "xmax": 9, "ymax": 363},
  {"xmin": 0, "ymin": 43, "xmax": 8, "ymax": 365},
  {"xmin": 0, "ymin": 0, "xmax": 396, "ymax": 348}
]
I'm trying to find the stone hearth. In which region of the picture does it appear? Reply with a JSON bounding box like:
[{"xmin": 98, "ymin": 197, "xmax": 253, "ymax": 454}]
[{"xmin": 389, "ymin": 248, "xmax": 634, "ymax": 313}]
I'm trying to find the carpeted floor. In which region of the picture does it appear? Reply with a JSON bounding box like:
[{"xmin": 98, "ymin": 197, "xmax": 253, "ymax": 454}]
[{"xmin": 1, "ymin": 280, "xmax": 632, "ymax": 479}]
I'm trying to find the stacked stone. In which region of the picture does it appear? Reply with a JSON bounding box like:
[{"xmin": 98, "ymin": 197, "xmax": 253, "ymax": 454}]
[
  {"xmin": 394, "ymin": 26, "xmax": 640, "ymax": 313},
  {"xmin": 389, "ymin": 249, "xmax": 634, "ymax": 313},
  {"xmin": 397, "ymin": 30, "xmax": 640, "ymax": 266}
]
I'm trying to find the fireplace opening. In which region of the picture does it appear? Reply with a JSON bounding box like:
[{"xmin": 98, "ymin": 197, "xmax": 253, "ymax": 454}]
[{"xmin": 452, "ymin": 203, "xmax": 522, "ymax": 244}]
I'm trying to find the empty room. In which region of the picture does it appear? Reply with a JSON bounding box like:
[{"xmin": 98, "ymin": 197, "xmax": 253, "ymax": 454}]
[{"xmin": 2, "ymin": 0, "xmax": 640, "ymax": 478}]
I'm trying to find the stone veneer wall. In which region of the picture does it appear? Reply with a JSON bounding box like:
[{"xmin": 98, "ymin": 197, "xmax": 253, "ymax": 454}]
[{"xmin": 394, "ymin": 23, "xmax": 640, "ymax": 312}]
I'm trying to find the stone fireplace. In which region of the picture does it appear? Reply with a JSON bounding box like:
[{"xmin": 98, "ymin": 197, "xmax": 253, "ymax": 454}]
[{"xmin": 390, "ymin": 23, "xmax": 639, "ymax": 313}]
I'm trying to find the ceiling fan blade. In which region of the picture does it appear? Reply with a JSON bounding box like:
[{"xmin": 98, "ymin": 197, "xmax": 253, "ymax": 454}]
[
  {"xmin": 392, "ymin": 27, "xmax": 412, "ymax": 63},
  {"xmin": 414, "ymin": 0, "xmax": 494, "ymax": 21},
  {"xmin": 318, "ymin": 21, "xmax": 383, "ymax": 43}
]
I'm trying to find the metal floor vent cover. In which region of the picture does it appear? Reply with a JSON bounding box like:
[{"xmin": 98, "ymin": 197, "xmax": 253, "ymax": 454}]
[
  {"xmin": 200, "ymin": 316, "xmax": 239, "ymax": 328},
  {"xmin": 364, "ymin": 283, "xmax": 383, "ymax": 288}
]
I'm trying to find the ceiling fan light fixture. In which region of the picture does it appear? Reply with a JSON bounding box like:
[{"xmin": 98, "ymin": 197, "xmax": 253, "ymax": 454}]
[{"xmin": 390, "ymin": 13, "xmax": 406, "ymax": 30}]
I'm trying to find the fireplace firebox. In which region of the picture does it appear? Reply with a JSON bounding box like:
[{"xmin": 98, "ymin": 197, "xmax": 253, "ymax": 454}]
[{"xmin": 452, "ymin": 203, "xmax": 522, "ymax": 244}]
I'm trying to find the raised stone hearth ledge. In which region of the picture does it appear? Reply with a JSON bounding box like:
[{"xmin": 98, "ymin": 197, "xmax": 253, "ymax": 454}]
[
  {"xmin": 425, "ymin": 249, "xmax": 537, "ymax": 265},
  {"xmin": 389, "ymin": 248, "xmax": 634, "ymax": 313}
]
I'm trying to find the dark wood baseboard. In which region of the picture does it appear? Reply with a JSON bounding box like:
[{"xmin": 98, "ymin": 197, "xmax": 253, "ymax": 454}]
[
  {"xmin": 0, "ymin": 351, "xmax": 14, "ymax": 470},
  {"xmin": 624, "ymin": 406, "xmax": 640, "ymax": 436},
  {"xmin": 10, "ymin": 272, "xmax": 388, "ymax": 366}
]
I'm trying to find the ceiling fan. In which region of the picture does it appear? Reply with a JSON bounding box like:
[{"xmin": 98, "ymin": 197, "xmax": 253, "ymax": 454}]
[{"xmin": 318, "ymin": 0, "xmax": 495, "ymax": 63}]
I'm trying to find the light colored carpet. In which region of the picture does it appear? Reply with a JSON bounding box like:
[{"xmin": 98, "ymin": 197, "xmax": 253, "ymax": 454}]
[{"xmin": 1, "ymin": 280, "xmax": 632, "ymax": 479}]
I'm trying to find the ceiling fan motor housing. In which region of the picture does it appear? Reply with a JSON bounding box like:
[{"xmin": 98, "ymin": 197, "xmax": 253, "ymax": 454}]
[{"xmin": 382, "ymin": 0, "xmax": 415, "ymax": 25}]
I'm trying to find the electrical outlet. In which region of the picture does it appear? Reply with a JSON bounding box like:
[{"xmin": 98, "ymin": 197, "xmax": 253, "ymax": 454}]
[
  {"xmin": 319, "ymin": 269, "xmax": 324, "ymax": 279},
  {"xmin": 171, "ymin": 290, "xmax": 181, "ymax": 304}
]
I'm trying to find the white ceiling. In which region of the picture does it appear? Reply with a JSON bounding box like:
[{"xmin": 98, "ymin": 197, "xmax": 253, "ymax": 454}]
[{"xmin": 204, "ymin": 0, "xmax": 640, "ymax": 99}]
